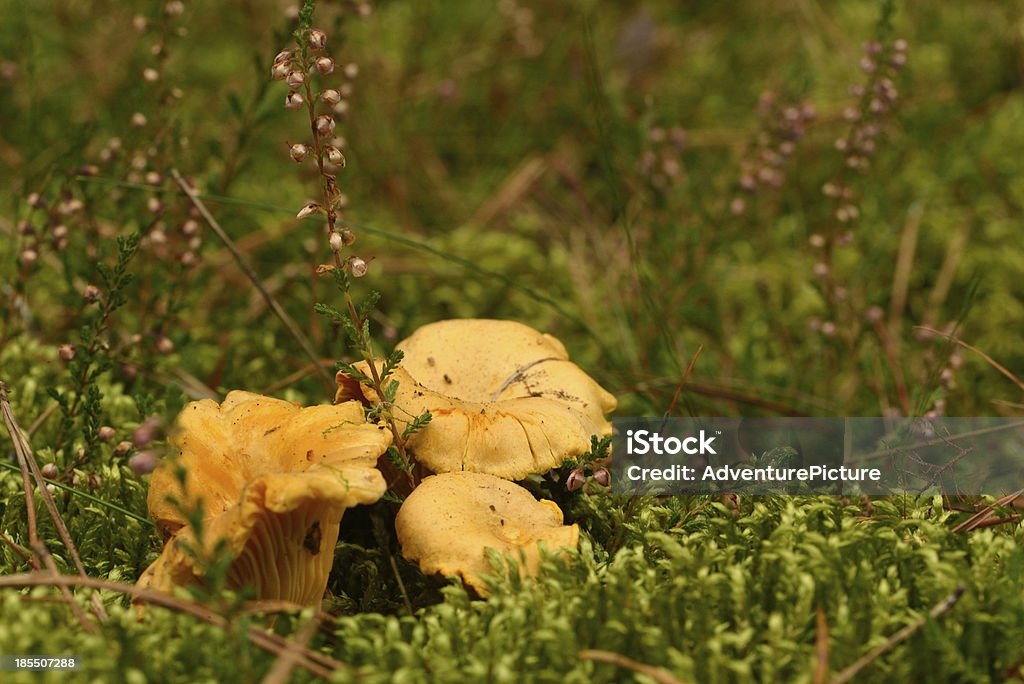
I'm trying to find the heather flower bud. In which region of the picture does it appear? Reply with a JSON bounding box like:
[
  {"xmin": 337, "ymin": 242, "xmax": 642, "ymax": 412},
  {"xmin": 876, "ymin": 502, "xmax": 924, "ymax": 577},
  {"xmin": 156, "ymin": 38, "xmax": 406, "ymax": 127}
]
[
  {"xmin": 324, "ymin": 145, "xmax": 345, "ymax": 166},
  {"xmin": 131, "ymin": 112, "xmax": 148, "ymax": 127},
  {"xmin": 147, "ymin": 196, "xmax": 163, "ymax": 213},
  {"xmin": 145, "ymin": 171, "xmax": 162, "ymax": 185},
  {"xmin": 308, "ymin": 28, "xmax": 327, "ymax": 50},
  {"xmin": 321, "ymin": 88, "xmax": 341, "ymax": 105},
  {"xmin": 808, "ymin": 233, "xmax": 826, "ymax": 248},
  {"xmin": 349, "ymin": 257, "xmax": 368, "ymax": 277},
  {"xmin": 113, "ymin": 440, "xmax": 133, "ymax": 457},
  {"xmin": 821, "ymin": 321, "xmax": 837, "ymax": 337},
  {"xmin": 58, "ymin": 343, "xmax": 76, "ymax": 361},
  {"xmin": 180, "ymin": 251, "xmax": 197, "ymax": 267},
  {"xmin": 285, "ymin": 91, "xmax": 304, "ymax": 110},
  {"xmin": 143, "ymin": 67, "xmax": 159, "ymax": 82},
  {"xmin": 286, "ymin": 70, "xmax": 305, "ymax": 88},
  {"xmin": 812, "ymin": 262, "xmax": 829, "ymax": 278},
  {"xmin": 52, "ymin": 224, "xmax": 69, "ymax": 239},
  {"xmin": 132, "ymin": 417, "xmax": 163, "ymax": 447},
  {"xmin": 271, "ymin": 61, "xmax": 290, "ymax": 80},
  {"xmin": 83, "ymin": 284, "xmax": 101, "ymax": 302},
  {"xmin": 46, "ymin": 484, "xmax": 57, "ymax": 496},
  {"xmin": 329, "ymin": 231, "xmax": 344, "ymax": 252},
  {"xmin": 340, "ymin": 228, "xmax": 356, "ymax": 245},
  {"xmin": 566, "ymin": 468, "xmax": 585, "ymax": 492},
  {"xmin": 17, "ymin": 220, "xmax": 34, "ymax": 236},
  {"xmin": 41, "ymin": 463, "xmax": 59, "ymax": 479},
  {"xmin": 289, "ymin": 143, "xmax": 310, "ymax": 162},
  {"xmin": 315, "ymin": 115, "xmax": 335, "ymax": 136},
  {"xmin": 592, "ymin": 467, "xmax": 610, "ymax": 486},
  {"xmin": 274, "ymin": 49, "xmax": 293, "ymax": 65},
  {"xmin": 156, "ymin": 336, "xmax": 174, "ymax": 354},
  {"xmin": 296, "ymin": 202, "xmax": 321, "ymax": 220},
  {"xmin": 129, "ymin": 451, "xmax": 158, "ymax": 476},
  {"xmin": 181, "ymin": 219, "xmax": 199, "ymax": 236},
  {"xmin": 98, "ymin": 426, "xmax": 116, "ymax": 441},
  {"xmin": 729, "ymin": 197, "xmax": 746, "ymax": 215},
  {"xmin": 316, "ymin": 57, "xmax": 335, "ymax": 75},
  {"xmin": 27, "ymin": 192, "xmax": 46, "ymax": 209}
]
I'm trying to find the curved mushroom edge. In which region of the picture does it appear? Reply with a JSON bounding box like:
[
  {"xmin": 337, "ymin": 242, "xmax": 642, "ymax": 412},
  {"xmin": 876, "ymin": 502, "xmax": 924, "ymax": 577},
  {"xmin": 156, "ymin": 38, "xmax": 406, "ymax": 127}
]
[
  {"xmin": 395, "ymin": 472, "xmax": 580, "ymax": 596},
  {"xmin": 341, "ymin": 362, "xmax": 609, "ymax": 480}
]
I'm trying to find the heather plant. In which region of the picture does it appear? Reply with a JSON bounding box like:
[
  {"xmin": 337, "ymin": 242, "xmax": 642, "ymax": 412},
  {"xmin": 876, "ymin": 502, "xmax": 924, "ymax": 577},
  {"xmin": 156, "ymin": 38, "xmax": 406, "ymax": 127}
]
[{"xmin": 0, "ymin": 0, "xmax": 1022, "ymax": 682}]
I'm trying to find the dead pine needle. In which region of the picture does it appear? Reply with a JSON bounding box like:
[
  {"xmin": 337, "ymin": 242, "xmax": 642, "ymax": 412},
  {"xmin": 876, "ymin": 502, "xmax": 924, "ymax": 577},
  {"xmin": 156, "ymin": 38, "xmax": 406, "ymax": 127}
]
[
  {"xmin": 830, "ymin": 585, "xmax": 967, "ymax": 684},
  {"xmin": 0, "ymin": 381, "xmax": 107, "ymax": 626},
  {"xmin": 579, "ymin": 649, "xmax": 689, "ymax": 684},
  {"xmin": 169, "ymin": 169, "xmax": 333, "ymax": 391}
]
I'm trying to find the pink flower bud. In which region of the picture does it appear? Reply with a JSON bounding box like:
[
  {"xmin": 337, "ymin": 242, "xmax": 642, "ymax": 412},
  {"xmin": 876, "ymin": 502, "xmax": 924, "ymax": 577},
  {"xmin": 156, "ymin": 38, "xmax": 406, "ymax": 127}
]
[
  {"xmin": 296, "ymin": 202, "xmax": 321, "ymax": 220},
  {"xmin": 286, "ymin": 70, "xmax": 305, "ymax": 88},
  {"xmin": 41, "ymin": 463, "xmax": 59, "ymax": 479},
  {"xmin": 592, "ymin": 467, "xmax": 610, "ymax": 486},
  {"xmin": 98, "ymin": 426, "xmax": 116, "ymax": 441},
  {"xmin": 324, "ymin": 145, "xmax": 345, "ymax": 166},
  {"xmin": 285, "ymin": 91, "xmax": 304, "ymax": 110},
  {"xmin": 329, "ymin": 232, "xmax": 344, "ymax": 252},
  {"xmin": 315, "ymin": 115, "xmax": 335, "ymax": 136},
  {"xmin": 321, "ymin": 89, "xmax": 341, "ymax": 105},
  {"xmin": 113, "ymin": 441, "xmax": 133, "ymax": 457},
  {"xmin": 316, "ymin": 57, "xmax": 335, "ymax": 75},
  {"xmin": 308, "ymin": 29, "xmax": 327, "ymax": 50},
  {"xmin": 271, "ymin": 61, "xmax": 290, "ymax": 80},
  {"xmin": 566, "ymin": 468, "xmax": 586, "ymax": 492},
  {"xmin": 289, "ymin": 143, "xmax": 310, "ymax": 162},
  {"xmin": 83, "ymin": 284, "xmax": 101, "ymax": 302},
  {"xmin": 349, "ymin": 257, "xmax": 368, "ymax": 277},
  {"xmin": 273, "ymin": 49, "xmax": 293, "ymax": 65},
  {"xmin": 129, "ymin": 451, "xmax": 158, "ymax": 476},
  {"xmin": 58, "ymin": 343, "xmax": 76, "ymax": 361},
  {"xmin": 131, "ymin": 112, "xmax": 148, "ymax": 127},
  {"xmin": 156, "ymin": 336, "xmax": 174, "ymax": 354},
  {"xmin": 343, "ymin": 63, "xmax": 359, "ymax": 79}
]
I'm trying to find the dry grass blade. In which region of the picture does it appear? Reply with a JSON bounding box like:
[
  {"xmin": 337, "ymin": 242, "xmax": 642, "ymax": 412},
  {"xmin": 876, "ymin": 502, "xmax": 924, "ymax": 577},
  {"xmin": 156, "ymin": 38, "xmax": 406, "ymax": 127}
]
[
  {"xmin": 951, "ymin": 488, "xmax": 1024, "ymax": 533},
  {"xmin": 830, "ymin": 585, "xmax": 966, "ymax": 684},
  {"xmin": 0, "ymin": 381, "xmax": 107, "ymax": 626},
  {"xmin": 261, "ymin": 613, "xmax": 323, "ymax": 684},
  {"xmin": 915, "ymin": 326, "xmax": 1024, "ymax": 392},
  {"xmin": 814, "ymin": 606, "xmax": 830, "ymax": 684},
  {"xmin": 579, "ymin": 649, "xmax": 689, "ymax": 684},
  {"xmin": 169, "ymin": 169, "xmax": 333, "ymax": 390},
  {"xmin": 0, "ymin": 574, "xmax": 352, "ymax": 680}
]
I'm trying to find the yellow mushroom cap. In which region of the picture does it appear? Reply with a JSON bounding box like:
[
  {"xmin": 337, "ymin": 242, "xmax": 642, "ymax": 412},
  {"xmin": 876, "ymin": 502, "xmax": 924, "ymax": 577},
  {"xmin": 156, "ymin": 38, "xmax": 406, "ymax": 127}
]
[
  {"xmin": 337, "ymin": 319, "xmax": 616, "ymax": 479},
  {"xmin": 138, "ymin": 391, "xmax": 390, "ymax": 606},
  {"xmin": 395, "ymin": 471, "xmax": 579, "ymax": 596},
  {"xmin": 353, "ymin": 365, "xmax": 599, "ymax": 479},
  {"xmin": 396, "ymin": 319, "xmax": 616, "ymax": 429}
]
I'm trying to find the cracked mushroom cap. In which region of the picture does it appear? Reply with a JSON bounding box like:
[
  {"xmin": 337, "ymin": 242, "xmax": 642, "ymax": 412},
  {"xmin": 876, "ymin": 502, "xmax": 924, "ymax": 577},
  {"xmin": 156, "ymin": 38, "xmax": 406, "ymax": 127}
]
[
  {"xmin": 347, "ymin": 365, "xmax": 602, "ymax": 480},
  {"xmin": 137, "ymin": 391, "xmax": 390, "ymax": 606},
  {"xmin": 395, "ymin": 471, "xmax": 579, "ymax": 595},
  {"xmin": 396, "ymin": 319, "xmax": 616, "ymax": 429},
  {"xmin": 337, "ymin": 319, "xmax": 616, "ymax": 479}
]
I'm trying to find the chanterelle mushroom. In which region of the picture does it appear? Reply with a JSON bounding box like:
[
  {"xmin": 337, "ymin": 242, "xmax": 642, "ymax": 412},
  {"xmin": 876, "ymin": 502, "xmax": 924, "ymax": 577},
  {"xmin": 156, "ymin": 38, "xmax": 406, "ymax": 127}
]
[
  {"xmin": 137, "ymin": 391, "xmax": 390, "ymax": 606},
  {"xmin": 395, "ymin": 471, "xmax": 579, "ymax": 595},
  {"xmin": 337, "ymin": 319, "xmax": 616, "ymax": 479}
]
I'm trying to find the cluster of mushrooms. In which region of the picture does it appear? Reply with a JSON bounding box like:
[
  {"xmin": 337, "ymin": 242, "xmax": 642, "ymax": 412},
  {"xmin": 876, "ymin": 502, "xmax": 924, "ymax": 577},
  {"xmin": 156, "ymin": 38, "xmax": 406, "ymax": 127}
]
[{"xmin": 137, "ymin": 319, "xmax": 616, "ymax": 605}]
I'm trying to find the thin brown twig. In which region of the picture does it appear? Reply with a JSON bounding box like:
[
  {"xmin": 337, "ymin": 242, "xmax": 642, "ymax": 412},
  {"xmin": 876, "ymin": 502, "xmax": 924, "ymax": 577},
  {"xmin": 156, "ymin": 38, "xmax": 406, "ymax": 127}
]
[
  {"xmin": 830, "ymin": 585, "xmax": 966, "ymax": 684},
  {"xmin": 915, "ymin": 326, "xmax": 1024, "ymax": 392},
  {"xmin": 814, "ymin": 606, "xmax": 830, "ymax": 684},
  {"xmin": 32, "ymin": 542, "xmax": 96, "ymax": 633},
  {"xmin": 578, "ymin": 649, "xmax": 688, "ymax": 684},
  {"xmin": 663, "ymin": 345, "xmax": 703, "ymax": 420},
  {"xmin": 951, "ymin": 488, "xmax": 1024, "ymax": 533},
  {"xmin": 0, "ymin": 381, "xmax": 108, "ymax": 624},
  {"xmin": 169, "ymin": 169, "xmax": 333, "ymax": 390},
  {"xmin": 0, "ymin": 574, "xmax": 352, "ymax": 680},
  {"xmin": 261, "ymin": 613, "xmax": 323, "ymax": 684},
  {"xmin": 0, "ymin": 529, "xmax": 31, "ymax": 565}
]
